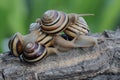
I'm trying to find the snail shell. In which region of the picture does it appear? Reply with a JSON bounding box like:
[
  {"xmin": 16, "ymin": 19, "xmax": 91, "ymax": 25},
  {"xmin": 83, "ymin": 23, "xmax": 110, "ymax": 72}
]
[
  {"xmin": 35, "ymin": 31, "xmax": 53, "ymax": 47},
  {"xmin": 40, "ymin": 10, "xmax": 69, "ymax": 34},
  {"xmin": 22, "ymin": 42, "xmax": 47, "ymax": 62},
  {"xmin": 8, "ymin": 32, "xmax": 23, "ymax": 57},
  {"xmin": 29, "ymin": 23, "xmax": 41, "ymax": 32},
  {"xmin": 64, "ymin": 16, "xmax": 89, "ymax": 38}
]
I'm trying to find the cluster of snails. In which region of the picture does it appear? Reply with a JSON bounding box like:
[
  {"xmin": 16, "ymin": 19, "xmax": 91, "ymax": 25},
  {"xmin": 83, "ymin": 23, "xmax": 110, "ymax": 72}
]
[{"xmin": 8, "ymin": 10, "xmax": 97, "ymax": 63}]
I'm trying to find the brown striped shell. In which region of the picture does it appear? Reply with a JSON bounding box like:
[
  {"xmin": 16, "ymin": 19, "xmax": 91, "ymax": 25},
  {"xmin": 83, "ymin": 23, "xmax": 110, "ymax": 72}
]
[
  {"xmin": 36, "ymin": 31, "xmax": 53, "ymax": 47},
  {"xmin": 22, "ymin": 42, "xmax": 47, "ymax": 62},
  {"xmin": 40, "ymin": 10, "xmax": 69, "ymax": 34},
  {"xmin": 28, "ymin": 29, "xmax": 54, "ymax": 47},
  {"xmin": 8, "ymin": 32, "xmax": 24, "ymax": 57},
  {"xmin": 64, "ymin": 16, "xmax": 89, "ymax": 38}
]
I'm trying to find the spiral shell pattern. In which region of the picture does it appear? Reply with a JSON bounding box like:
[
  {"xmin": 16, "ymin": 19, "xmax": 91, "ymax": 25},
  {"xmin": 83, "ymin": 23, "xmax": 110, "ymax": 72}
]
[
  {"xmin": 40, "ymin": 10, "xmax": 69, "ymax": 34},
  {"xmin": 22, "ymin": 42, "xmax": 47, "ymax": 62},
  {"xmin": 8, "ymin": 32, "xmax": 23, "ymax": 57}
]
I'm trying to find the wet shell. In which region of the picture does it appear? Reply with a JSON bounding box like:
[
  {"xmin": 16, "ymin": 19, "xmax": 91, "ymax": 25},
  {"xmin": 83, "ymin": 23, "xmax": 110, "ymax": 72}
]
[
  {"xmin": 40, "ymin": 10, "xmax": 69, "ymax": 34},
  {"xmin": 22, "ymin": 42, "xmax": 47, "ymax": 62}
]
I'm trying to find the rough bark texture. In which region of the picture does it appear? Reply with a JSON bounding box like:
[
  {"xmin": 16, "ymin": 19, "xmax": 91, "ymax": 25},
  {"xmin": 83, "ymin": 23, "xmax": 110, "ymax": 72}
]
[{"xmin": 0, "ymin": 28, "xmax": 120, "ymax": 80}]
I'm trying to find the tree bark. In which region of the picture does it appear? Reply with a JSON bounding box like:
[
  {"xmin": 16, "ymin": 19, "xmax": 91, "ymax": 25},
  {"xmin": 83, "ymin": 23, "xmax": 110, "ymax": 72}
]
[{"xmin": 0, "ymin": 28, "xmax": 120, "ymax": 80}]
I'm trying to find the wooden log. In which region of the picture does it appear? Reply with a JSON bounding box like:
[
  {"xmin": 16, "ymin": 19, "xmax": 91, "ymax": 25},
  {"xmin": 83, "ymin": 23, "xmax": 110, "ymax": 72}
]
[{"xmin": 0, "ymin": 28, "xmax": 120, "ymax": 80}]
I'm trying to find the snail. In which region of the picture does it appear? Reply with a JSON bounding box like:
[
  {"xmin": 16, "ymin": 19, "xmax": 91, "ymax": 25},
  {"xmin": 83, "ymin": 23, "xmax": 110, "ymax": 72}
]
[
  {"xmin": 36, "ymin": 10, "xmax": 93, "ymax": 37},
  {"xmin": 8, "ymin": 29, "xmax": 53, "ymax": 57},
  {"xmin": 36, "ymin": 10, "xmax": 97, "ymax": 48},
  {"xmin": 22, "ymin": 40, "xmax": 63, "ymax": 62}
]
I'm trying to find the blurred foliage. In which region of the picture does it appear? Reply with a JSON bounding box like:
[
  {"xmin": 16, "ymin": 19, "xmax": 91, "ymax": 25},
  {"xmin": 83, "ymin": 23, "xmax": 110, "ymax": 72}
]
[
  {"xmin": 0, "ymin": 0, "xmax": 120, "ymax": 52},
  {"xmin": 0, "ymin": 0, "xmax": 27, "ymax": 52}
]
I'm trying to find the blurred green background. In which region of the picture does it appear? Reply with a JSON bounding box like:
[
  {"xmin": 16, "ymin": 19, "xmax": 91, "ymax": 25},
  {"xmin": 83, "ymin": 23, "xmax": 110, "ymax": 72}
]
[{"xmin": 0, "ymin": 0, "xmax": 120, "ymax": 52}]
